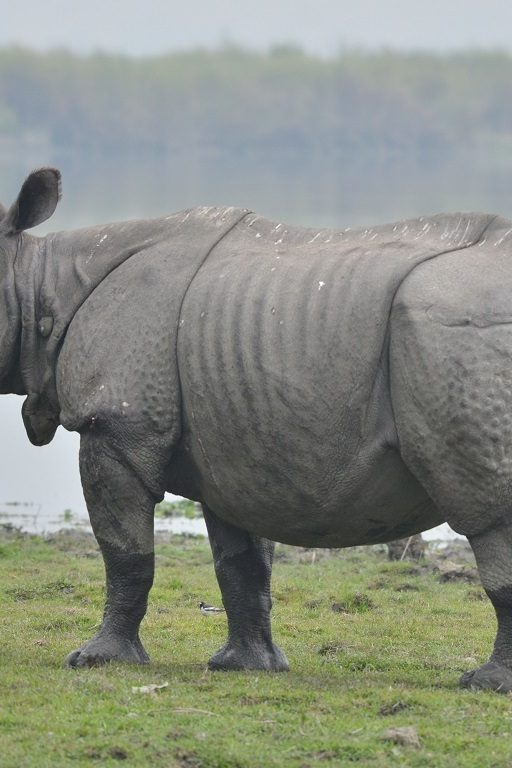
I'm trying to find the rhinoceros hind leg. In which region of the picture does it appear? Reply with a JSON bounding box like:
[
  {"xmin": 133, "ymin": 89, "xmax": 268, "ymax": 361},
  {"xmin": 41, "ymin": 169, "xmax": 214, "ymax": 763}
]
[
  {"xmin": 203, "ymin": 505, "xmax": 288, "ymax": 672},
  {"xmin": 66, "ymin": 431, "xmax": 157, "ymax": 668},
  {"xmin": 460, "ymin": 524, "xmax": 512, "ymax": 692}
]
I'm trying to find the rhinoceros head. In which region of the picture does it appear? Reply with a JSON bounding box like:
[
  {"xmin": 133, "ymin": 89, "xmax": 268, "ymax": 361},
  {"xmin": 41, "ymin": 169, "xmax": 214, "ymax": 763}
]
[{"xmin": 0, "ymin": 168, "xmax": 61, "ymax": 395}]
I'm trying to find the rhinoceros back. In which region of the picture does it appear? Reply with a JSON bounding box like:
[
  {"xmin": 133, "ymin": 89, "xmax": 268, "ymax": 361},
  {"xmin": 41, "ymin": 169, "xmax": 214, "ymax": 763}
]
[{"xmin": 176, "ymin": 211, "xmax": 493, "ymax": 545}]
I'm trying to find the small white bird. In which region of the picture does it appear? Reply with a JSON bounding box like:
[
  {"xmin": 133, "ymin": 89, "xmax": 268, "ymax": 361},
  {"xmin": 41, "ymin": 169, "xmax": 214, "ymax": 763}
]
[{"xmin": 199, "ymin": 601, "xmax": 225, "ymax": 615}]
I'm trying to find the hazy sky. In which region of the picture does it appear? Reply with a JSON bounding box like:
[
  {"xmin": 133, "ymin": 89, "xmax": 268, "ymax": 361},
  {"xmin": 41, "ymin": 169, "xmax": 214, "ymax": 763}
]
[{"xmin": 2, "ymin": 0, "xmax": 512, "ymax": 55}]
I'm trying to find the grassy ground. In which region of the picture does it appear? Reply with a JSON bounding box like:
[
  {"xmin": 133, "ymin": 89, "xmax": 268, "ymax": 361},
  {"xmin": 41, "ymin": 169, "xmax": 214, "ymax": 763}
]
[{"xmin": 1, "ymin": 528, "xmax": 511, "ymax": 768}]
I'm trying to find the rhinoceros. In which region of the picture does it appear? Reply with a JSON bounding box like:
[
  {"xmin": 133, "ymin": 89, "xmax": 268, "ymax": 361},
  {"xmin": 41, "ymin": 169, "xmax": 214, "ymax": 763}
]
[{"xmin": 1, "ymin": 167, "xmax": 511, "ymax": 692}]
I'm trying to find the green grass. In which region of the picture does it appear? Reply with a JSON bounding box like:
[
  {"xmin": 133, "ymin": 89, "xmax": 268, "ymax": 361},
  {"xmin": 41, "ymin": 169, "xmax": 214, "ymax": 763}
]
[{"xmin": 1, "ymin": 530, "xmax": 511, "ymax": 767}]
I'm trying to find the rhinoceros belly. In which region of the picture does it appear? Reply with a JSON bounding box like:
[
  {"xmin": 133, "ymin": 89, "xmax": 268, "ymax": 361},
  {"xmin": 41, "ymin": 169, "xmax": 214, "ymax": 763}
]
[
  {"xmin": 173, "ymin": 213, "xmax": 454, "ymax": 546},
  {"xmin": 171, "ymin": 431, "xmax": 441, "ymax": 547}
]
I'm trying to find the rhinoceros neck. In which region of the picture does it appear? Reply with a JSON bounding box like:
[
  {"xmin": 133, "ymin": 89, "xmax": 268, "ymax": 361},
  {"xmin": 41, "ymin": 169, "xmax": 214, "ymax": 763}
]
[
  {"xmin": 44, "ymin": 219, "xmax": 168, "ymax": 333},
  {"xmin": 16, "ymin": 208, "xmax": 250, "ymax": 445},
  {"xmin": 15, "ymin": 222, "xmax": 157, "ymax": 444}
]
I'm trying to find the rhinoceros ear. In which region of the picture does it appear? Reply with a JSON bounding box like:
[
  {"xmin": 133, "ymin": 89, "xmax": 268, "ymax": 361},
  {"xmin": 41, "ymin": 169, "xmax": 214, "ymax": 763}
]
[{"xmin": 2, "ymin": 168, "xmax": 61, "ymax": 235}]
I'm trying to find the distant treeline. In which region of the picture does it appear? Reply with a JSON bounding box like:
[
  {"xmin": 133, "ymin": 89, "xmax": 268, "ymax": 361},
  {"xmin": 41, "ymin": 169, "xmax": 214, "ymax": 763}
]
[{"xmin": 1, "ymin": 46, "xmax": 512, "ymax": 159}]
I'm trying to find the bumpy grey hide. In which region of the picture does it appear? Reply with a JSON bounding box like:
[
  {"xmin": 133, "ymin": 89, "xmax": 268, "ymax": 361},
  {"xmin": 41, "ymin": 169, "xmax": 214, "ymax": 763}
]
[{"xmin": 2, "ymin": 168, "xmax": 512, "ymax": 692}]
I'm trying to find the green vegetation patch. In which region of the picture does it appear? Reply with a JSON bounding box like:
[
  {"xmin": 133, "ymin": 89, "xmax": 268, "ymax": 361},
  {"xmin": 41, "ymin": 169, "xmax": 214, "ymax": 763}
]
[{"xmin": 0, "ymin": 532, "xmax": 510, "ymax": 767}]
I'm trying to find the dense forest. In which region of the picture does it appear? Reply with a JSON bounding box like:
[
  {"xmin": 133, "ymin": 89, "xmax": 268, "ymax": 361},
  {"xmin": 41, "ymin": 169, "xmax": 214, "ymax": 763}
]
[{"xmin": 1, "ymin": 45, "xmax": 511, "ymax": 162}]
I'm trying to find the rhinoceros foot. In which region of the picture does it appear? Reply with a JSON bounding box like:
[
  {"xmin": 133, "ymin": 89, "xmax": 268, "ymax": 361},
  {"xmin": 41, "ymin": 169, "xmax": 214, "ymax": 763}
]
[
  {"xmin": 459, "ymin": 662, "xmax": 512, "ymax": 693},
  {"xmin": 66, "ymin": 633, "xmax": 150, "ymax": 668},
  {"xmin": 207, "ymin": 641, "xmax": 289, "ymax": 672}
]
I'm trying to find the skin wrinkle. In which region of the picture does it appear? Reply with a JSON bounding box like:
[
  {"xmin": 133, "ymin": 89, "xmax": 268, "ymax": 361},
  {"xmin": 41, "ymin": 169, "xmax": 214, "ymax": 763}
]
[{"xmin": 174, "ymin": 210, "xmax": 251, "ymax": 443}]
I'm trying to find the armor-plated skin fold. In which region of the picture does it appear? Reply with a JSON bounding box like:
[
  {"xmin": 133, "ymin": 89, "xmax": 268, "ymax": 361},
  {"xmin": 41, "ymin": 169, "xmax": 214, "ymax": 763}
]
[{"xmin": 3, "ymin": 168, "xmax": 512, "ymax": 691}]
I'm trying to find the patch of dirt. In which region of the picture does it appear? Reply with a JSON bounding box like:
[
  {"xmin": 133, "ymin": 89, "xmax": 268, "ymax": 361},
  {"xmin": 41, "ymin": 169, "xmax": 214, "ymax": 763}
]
[
  {"xmin": 331, "ymin": 593, "xmax": 374, "ymax": 614},
  {"xmin": 437, "ymin": 561, "xmax": 480, "ymax": 583},
  {"xmin": 366, "ymin": 579, "xmax": 388, "ymax": 590},
  {"xmin": 378, "ymin": 700, "xmax": 409, "ymax": 716},
  {"xmin": 166, "ymin": 728, "xmax": 186, "ymax": 741},
  {"xmin": 174, "ymin": 749, "xmax": 203, "ymax": 768},
  {"xmin": 381, "ymin": 726, "xmax": 421, "ymax": 749},
  {"xmin": 466, "ymin": 588, "xmax": 486, "ymax": 601},
  {"xmin": 83, "ymin": 747, "xmax": 102, "ymax": 760},
  {"xmin": 318, "ymin": 642, "xmax": 345, "ymax": 657}
]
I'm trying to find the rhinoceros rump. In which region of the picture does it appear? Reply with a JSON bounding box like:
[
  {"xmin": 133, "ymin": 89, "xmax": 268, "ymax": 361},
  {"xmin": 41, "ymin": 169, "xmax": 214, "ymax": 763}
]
[{"xmin": 1, "ymin": 168, "xmax": 511, "ymax": 692}]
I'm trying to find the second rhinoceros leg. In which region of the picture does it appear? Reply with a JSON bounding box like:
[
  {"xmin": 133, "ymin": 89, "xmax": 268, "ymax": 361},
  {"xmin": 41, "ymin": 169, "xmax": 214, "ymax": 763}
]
[
  {"xmin": 202, "ymin": 504, "xmax": 289, "ymax": 671},
  {"xmin": 66, "ymin": 431, "xmax": 157, "ymax": 668},
  {"xmin": 460, "ymin": 523, "xmax": 512, "ymax": 693}
]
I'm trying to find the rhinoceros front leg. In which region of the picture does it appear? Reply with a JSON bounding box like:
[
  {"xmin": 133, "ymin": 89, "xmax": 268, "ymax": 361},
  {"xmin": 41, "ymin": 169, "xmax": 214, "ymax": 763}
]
[
  {"xmin": 66, "ymin": 432, "xmax": 157, "ymax": 668},
  {"xmin": 202, "ymin": 505, "xmax": 288, "ymax": 671},
  {"xmin": 460, "ymin": 523, "xmax": 512, "ymax": 693}
]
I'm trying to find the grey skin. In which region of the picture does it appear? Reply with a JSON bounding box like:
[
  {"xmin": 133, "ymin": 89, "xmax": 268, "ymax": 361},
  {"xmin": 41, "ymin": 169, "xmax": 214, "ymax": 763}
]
[{"xmin": 2, "ymin": 168, "xmax": 512, "ymax": 691}]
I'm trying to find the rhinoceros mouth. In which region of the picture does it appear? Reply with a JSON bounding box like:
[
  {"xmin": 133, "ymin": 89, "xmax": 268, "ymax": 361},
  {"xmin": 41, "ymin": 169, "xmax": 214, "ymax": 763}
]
[{"xmin": 21, "ymin": 392, "xmax": 60, "ymax": 446}]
